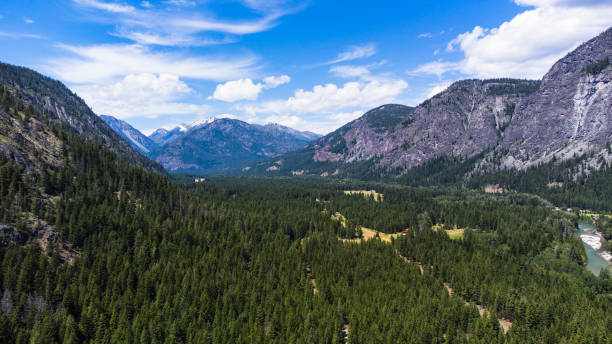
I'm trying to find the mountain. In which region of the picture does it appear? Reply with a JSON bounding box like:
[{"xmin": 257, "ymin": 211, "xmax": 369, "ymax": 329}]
[
  {"xmin": 100, "ymin": 115, "xmax": 157, "ymax": 154},
  {"xmin": 0, "ymin": 62, "xmax": 164, "ymax": 174},
  {"xmin": 148, "ymin": 118, "xmax": 216, "ymax": 146},
  {"xmin": 151, "ymin": 118, "xmax": 321, "ymax": 173},
  {"xmin": 247, "ymin": 27, "xmax": 612, "ymax": 180},
  {"xmin": 149, "ymin": 127, "xmax": 184, "ymax": 146},
  {"xmin": 498, "ymin": 28, "xmax": 612, "ymax": 169}
]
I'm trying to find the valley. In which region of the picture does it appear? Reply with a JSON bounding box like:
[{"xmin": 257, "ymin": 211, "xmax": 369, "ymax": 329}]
[{"xmin": 0, "ymin": 4, "xmax": 610, "ymax": 342}]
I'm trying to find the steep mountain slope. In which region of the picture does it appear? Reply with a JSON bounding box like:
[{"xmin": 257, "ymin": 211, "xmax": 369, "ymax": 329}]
[
  {"xmin": 100, "ymin": 115, "xmax": 157, "ymax": 154},
  {"xmin": 0, "ymin": 62, "xmax": 163, "ymax": 173},
  {"xmin": 247, "ymin": 79, "xmax": 539, "ymax": 176},
  {"xmin": 152, "ymin": 118, "xmax": 320, "ymax": 172},
  {"xmin": 248, "ymin": 27, "xmax": 612, "ymax": 180},
  {"xmin": 499, "ymin": 27, "xmax": 612, "ymax": 169},
  {"xmin": 149, "ymin": 127, "xmax": 186, "ymax": 146}
]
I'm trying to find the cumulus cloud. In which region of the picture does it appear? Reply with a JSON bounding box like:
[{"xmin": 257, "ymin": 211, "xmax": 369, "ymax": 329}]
[
  {"xmin": 414, "ymin": 0, "xmax": 612, "ymax": 79},
  {"xmin": 327, "ymin": 44, "xmax": 376, "ymax": 64},
  {"xmin": 46, "ymin": 44, "xmax": 256, "ymax": 84},
  {"xmin": 238, "ymin": 77, "xmax": 406, "ymax": 134},
  {"xmin": 263, "ymin": 75, "xmax": 291, "ymax": 88},
  {"xmin": 24, "ymin": 17, "xmax": 34, "ymax": 24},
  {"xmin": 212, "ymin": 75, "xmax": 290, "ymax": 102},
  {"xmin": 253, "ymin": 79, "xmax": 407, "ymax": 114},
  {"xmin": 75, "ymin": 73, "xmax": 209, "ymax": 118},
  {"xmin": 260, "ymin": 114, "xmax": 304, "ymax": 128},
  {"xmin": 212, "ymin": 78, "xmax": 264, "ymax": 102}
]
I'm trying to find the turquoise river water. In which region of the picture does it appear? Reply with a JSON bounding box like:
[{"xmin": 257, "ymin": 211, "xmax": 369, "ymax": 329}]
[{"xmin": 576, "ymin": 221, "xmax": 611, "ymax": 276}]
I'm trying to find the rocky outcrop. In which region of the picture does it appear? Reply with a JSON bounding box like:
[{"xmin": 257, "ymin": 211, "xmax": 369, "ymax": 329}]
[
  {"xmin": 500, "ymin": 27, "xmax": 612, "ymax": 169},
  {"xmin": 100, "ymin": 115, "xmax": 157, "ymax": 154},
  {"xmin": 299, "ymin": 79, "xmax": 538, "ymax": 171}
]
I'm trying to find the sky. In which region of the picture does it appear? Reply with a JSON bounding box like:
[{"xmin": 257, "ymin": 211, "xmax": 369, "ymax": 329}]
[{"xmin": 0, "ymin": 0, "xmax": 611, "ymax": 135}]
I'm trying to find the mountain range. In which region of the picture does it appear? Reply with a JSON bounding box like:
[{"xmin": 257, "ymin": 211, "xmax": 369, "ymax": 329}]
[
  {"xmin": 246, "ymin": 27, "xmax": 612, "ymax": 181},
  {"xmin": 101, "ymin": 115, "xmax": 321, "ymax": 173}
]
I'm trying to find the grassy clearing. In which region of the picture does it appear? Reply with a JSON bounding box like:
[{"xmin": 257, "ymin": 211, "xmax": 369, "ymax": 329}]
[
  {"xmin": 344, "ymin": 190, "xmax": 384, "ymax": 202},
  {"xmin": 340, "ymin": 226, "xmax": 405, "ymax": 244},
  {"xmin": 342, "ymin": 227, "xmax": 404, "ymax": 243},
  {"xmin": 432, "ymin": 224, "xmax": 465, "ymax": 240},
  {"xmin": 445, "ymin": 228, "xmax": 465, "ymax": 240}
]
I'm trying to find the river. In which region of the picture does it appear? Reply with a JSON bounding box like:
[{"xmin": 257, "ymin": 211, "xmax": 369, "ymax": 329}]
[{"xmin": 576, "ymin": 221, "xmax": 611, "ymax": 276}]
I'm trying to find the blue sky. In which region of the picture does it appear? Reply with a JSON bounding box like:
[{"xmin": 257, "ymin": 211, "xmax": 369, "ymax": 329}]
[{"xmin": 0, "ymin": 0, "xmax": 610, "ymax": 134}]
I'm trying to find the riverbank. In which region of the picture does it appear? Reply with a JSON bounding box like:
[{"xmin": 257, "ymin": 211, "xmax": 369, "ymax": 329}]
[{"xmin": 577, "ymin": 221, "xmax": 612, "ymax": 275}]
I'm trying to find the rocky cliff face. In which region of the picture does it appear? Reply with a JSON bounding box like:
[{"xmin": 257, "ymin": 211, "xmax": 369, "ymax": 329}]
[
  {"xmin": 250, "ymin": 27, "xmax": 612, "ymax": 178},
  {"xmin": 100, "ymin": 115, "xmax": 157, "ymax": 154},
  {"xmin": 311, "ymin": 80, "xmax": 538, "ymax": 169},
  {"xmin": 500, "ymin": 27, "xmax": 612, "ymax": 169},
  {"xmin": 259, "ymin": 79, "xmax": 539, "ymax": 176}
]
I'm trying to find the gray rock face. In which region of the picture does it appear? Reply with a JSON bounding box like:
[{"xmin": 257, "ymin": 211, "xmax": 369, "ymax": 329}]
[
  {"xmin": 501, "ymin": 27, "xmax": 612, "ymax": 168},
  {"xmin": 100, "ymin": 115, "xmax": 157, "ymax": 154},
  {"xmin": 310, "ymin": 79, "xmax": 538, "ymax": 169}
]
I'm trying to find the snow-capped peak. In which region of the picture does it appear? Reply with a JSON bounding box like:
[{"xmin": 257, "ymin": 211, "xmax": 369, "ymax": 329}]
[{"xmin": 186, "ymin": 117, "xmax": 217, "ymax": 130}]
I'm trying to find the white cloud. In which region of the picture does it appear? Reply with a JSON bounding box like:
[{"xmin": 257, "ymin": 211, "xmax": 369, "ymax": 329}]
[
  {"xmin": 164, "ymin": 0, "xmax": 196, "ymax": 6},
  {"xmin": 212, "ymin": 75, "xmax": 291, "ymax": 102},
  {"xmin": 72, "ymin": 0, "xmax": 296, "ymax": 46},
  {"xmin": 420, "ymin": 1, "xmax": 612, "ymax": 79},
  {"xmin": 426, "ymin": 83, "xmax": 451, "ymax": 99},
  {"xmin": 0, "ymin": 32, "xmax": 44, "ymax": 39},
  {"xmin": 24, "ymin": 17, "xmax": 34, "ymax": 24},
  {"xmin": 330, "ymin": 65, "xmax": 371, "ymax": 79},
  {"xmin": 418, "ymin": 33, "xmax": 432, "ymax": 38},
  {"xmin": 212, "ymin": 78, "xmax": 264, "ymax": 102},
  {"xmin": 172, "ymin": 16, "xmax": 278, "ymax": 35},
  {"xmin": 248, "ymin": 113, "xmax": 352, "ymax": 135},
  {"xmin": 330, "ymin": 110, "xmax": 364, "ymax": 123},
  {"xmin": 327, "ymin": 44, "xmax": 376, "ymax": 64},
  {"xmin": 253, "ymin": 79, "xmax": 408, "ymax": 114},
  {"xmin": 238, "ymin": 77, "xmax": 406, "ymax": 134},
  {"xmin": 329, "ymin": 61, "xmax": 388, "ymax": 80},
  {"xmin": 75, "ymin": 73, "xmax": 209, "ymax": 118},
  {"xmin": 46, "ymin": 44, "xmax": 256, "ymax": 84},
  {"xmin": 513, "ymin": 0, "xmax": 609, "ymax": 7},
  {"xmin": 112, "ymin": 30, "xmax": 236, "ymax": 47},
  {"xmin": 260, "ymin": 114, "xmax": 304, "ymax": 128},
  {"xmin": 263, "ymin": 75, "xmax": 291, "ymax": 88},
  {"xmin": 409, "ymin": 60, "xmax": 458, "ymax": 79},
  {"xmin": 73, "ymin": 0, "xmax": 135, "ymax": 13}
]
